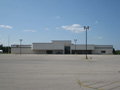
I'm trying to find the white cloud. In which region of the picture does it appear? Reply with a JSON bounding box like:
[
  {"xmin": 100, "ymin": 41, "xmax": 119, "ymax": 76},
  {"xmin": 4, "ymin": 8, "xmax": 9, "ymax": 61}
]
[
  {"xmin": 45, "ymin": 28, "xmax": 49, "ymax": 31},
  {"xmin": 56, "ymin": 27, "xmax": 60, "ymax": 30},
  {"xmin": 23, "ymin": 30, "xmax": 36, "ymax": 32},
  {"xmin": 56, "ymin": 16, "xmax": 60, "ymax": 19},
  {"xmin": 95, "ymin": 36, "xmax": 103, "ymax": 39},
  {"xmin": 95, "ymin": 21, "xmax": 98, "ymax": 24},
  {"xmin": 0, "ymin": 25, "xmax": 13, "ymax": 29},
  {"xmin": 72, "ymin": 24, "xmax": 80, "ymax": 27},
  {"xmin": 61, "ymin": 24, "xmax": 84, "ymax": 33},
  {"xmin": 0, "ymin": 39, "xmax": 6, "ymax": 43}
]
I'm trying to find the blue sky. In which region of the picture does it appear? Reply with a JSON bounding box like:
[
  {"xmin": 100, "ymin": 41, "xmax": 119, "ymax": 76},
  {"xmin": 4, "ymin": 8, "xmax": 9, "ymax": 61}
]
[{"xmin": 0, "ymin": 0, "xmax": 120, "ymax": 50}]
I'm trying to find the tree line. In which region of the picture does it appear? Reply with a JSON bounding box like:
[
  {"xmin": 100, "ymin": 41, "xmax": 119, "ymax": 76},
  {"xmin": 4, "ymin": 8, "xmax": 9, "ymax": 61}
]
[
  {"xmin": 0, "ymin": 44, "xmax": 11, "ymax": 53},
  {"xmin": 113, "ymin": 49, "xmax": 120, "ymax": 55}
]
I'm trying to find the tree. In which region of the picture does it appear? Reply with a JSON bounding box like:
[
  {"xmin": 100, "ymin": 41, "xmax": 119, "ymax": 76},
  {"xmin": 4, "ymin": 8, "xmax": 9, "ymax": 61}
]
[
  {"xmin": 113, "ymin": 48, "xmax": 120, "ymax": 55},
  {"xmin": 113, "ymin": 48, "xmax": 116, "ymax": 54},
  {"xmin": 0, "ymin": 44, "xmax": 11, "ymax": 53}
]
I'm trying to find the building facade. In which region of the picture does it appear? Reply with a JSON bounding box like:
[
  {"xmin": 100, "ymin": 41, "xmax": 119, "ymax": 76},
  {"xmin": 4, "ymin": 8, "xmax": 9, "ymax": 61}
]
[{"xmin": 11, "ymin": 40, "xmax": 113, "ymax": 54}]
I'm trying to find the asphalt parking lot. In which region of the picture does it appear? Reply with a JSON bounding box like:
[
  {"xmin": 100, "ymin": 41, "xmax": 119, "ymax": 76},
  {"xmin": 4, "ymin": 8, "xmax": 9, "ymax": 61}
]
[{"xmin": 0, "ymin": 54, "xmax": 120, "ymax": 90}]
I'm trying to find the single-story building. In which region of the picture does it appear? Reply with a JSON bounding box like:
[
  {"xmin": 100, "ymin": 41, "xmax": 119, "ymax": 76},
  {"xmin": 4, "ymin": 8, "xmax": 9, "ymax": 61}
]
[{"xmin": 11, "ymin": 40, "xmax": 113, "ymax": 54}]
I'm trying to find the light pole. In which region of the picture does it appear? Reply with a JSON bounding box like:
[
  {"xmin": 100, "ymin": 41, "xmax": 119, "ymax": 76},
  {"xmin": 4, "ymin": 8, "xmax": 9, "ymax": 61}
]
[
  {"xmin": 8, "ymin": 35, "xmax": 10, "ymax": 54},
  {"xmin": 20, "ymin": 39, "xmax": 23, "ymax": 54},
  {"xmin": 74, "ymin": 39, "xmax": 77, "ymax": 54},
  {"xmin": 84, "ymin": 26, "xmax": 89, "ymax": 59}
]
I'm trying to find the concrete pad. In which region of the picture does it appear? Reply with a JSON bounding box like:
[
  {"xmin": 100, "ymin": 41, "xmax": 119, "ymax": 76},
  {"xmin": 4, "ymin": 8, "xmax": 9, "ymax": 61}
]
[{"xmin": 0, "ymin": 55, "xmax": 120, "ymax": 90}]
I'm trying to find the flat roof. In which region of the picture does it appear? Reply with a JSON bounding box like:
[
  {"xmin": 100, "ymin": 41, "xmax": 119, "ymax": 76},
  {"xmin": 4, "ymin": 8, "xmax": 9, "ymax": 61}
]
[{"xmin": 52, "ymin": 40, "xmax": 71, "ymax": 41}]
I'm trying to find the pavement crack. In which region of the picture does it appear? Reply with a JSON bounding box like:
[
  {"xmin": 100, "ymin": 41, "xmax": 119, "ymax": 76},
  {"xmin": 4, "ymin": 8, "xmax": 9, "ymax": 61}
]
[
  {"xmin": 77, "ymin": 80, "xmax": 104, "ymax": 90},
  {"xmin": 77, "ymin": 80, "xmax": 84, "ymax": 90}
]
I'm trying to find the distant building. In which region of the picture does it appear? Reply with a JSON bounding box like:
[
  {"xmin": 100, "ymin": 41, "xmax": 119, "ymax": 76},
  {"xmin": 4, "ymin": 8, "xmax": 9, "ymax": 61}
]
[{"xmin": 11, "ymin": 40, "xmax": 113, "ymax": 54}]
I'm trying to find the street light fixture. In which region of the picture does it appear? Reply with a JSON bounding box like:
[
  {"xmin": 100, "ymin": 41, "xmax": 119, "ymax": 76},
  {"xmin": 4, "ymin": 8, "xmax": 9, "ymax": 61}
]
[
  {"xmin": 20, "ymin": 39, "xmax": 23, "ymax": 54},
  {"xmin": 84, "ymin": 26, "xmax": 89, "ymax": 59},
  {"xmin": 74, "ymin": 39, "xmax": 77, "ymax": 54}
]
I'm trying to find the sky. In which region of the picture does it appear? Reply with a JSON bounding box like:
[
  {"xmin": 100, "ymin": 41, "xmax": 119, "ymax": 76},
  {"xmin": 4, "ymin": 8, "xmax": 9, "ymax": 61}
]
[{"xmin": 0, "ymin": 0, "xmax": 120, "ymax": 50}]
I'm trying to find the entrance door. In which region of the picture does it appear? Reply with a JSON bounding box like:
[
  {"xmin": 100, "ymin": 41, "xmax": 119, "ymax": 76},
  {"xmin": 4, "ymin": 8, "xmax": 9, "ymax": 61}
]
[
  {"xmin": 65, "ymin": 46, "xmax": 70, "ymax": 54},
  {"xmin": 46, "ymin": 50, "xmax": 53, "ymax": 54}
]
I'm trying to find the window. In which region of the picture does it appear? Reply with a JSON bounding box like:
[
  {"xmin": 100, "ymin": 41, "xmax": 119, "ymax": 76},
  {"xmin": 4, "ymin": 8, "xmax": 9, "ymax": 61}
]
[
  {"xmin": 101, "ymin": 51, "xmax": 106, "ymax": 53},
  {"xmin": 46, "ymin": 50, "xmax": 53, "ymax": 54}
]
